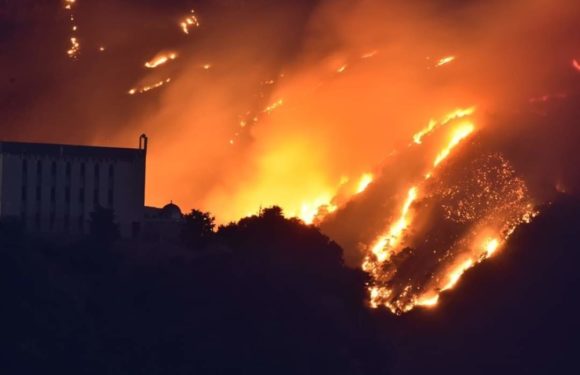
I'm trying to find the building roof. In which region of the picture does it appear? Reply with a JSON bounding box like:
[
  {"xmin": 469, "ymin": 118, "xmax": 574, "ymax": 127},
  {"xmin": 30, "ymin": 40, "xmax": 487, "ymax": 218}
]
[{"xmin": 0, "ymin": 140, "xmax": 145, "ymax": 161}]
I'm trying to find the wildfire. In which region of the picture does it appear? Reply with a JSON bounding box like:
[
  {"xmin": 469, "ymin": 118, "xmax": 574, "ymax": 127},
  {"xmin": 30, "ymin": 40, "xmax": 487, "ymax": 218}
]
[
  {"xmin": 433, "ymin": 122, "xmax": 475, "ymax": 166},
  {"xmin": 180, "ymin": 10, "xmax": 200, "ymax": 34},
  {"xmin": 356, "ymin": 173, "xmax": 374, "ymax": 194},
  {"xmin": 128, "ymin": 78, "xmax": 172, "ymax": 95},
  {"xmin": 413, "ymin": 107, "xmax": 475, "ymax": 144},
  {"xmin": 436, "ymin": 56, "xmax": 456, "ymax": 67},
  {"xmin": 370, "ymin": 186, "xmax": 417, "ymax": 263},
  {"xmin": 64, "ymin": 0, "xmax": 80, "ymax": 59},
  {"xmin": 357, "ymin": 105, "xmax": 539, "ymax": 314},
  {"xmin": 145, "ymin": 52, "xmax": 178, "ymax": 69},
  {"xmin": 263, "ymin": 99, "xmax": 284, "ymax": 114}
]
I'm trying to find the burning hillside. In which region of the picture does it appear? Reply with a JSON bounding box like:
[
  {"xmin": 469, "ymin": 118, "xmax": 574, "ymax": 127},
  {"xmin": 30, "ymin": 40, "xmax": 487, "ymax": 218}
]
[{"xmin": 1, "ymin": 0, "xmax": 579, "ymax": 314}]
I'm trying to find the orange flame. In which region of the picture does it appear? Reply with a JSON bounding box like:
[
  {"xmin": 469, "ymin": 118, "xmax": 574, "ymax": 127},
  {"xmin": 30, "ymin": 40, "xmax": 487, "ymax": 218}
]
[
  {"xmin": 356, "ymin": 173, "xmax": 374, "ymax": 194},
  {"xmin": 145, "ymin": 52, "xmax": 178, "ymax": 69},
  {"xmin": 436, "ymin": 56, "xmax": 456, "ymax": 67}
]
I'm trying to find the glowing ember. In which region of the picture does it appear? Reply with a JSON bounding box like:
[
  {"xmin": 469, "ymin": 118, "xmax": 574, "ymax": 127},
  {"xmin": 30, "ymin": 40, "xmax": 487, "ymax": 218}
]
[
  {"xmin": 436, "ymin": 56, "xmax": 456, "ymax": 67},
  {"xmin": 361, "ymin": 50, "xmax": 378, "ymax": 59},
  {"xmin": 67, "ymin": 37, "xmax": 80, "ymax": 59},
  {"xmin": 128, "ymin": 78, "xmax": 172, "ymax": 95},
  {"xmin": 337, "ymin": 64, "xmax": 348, "ymax": 73},
  {"xmin": 263, "ymin": 99, "xmax": 284, "ymax": 114},
  {"xmin": 145, "ymin": 52, "xmax": 178, "ymax": 69},
  {"xmin": 64, "ymin": 1, "xmax": 80, "ymax": 59},
  {"xmin": 180, "ymin": 10, "xmax": 200, "ymax": 34}
]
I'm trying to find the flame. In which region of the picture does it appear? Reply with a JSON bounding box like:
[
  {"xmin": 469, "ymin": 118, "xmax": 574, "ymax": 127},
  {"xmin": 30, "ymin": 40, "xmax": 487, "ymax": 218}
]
[
  {"xmin": 433, "ymin": 122, "xmax": 475, "ymax": 166},
  {"xmin": 337, "ymin": 64, "xmax": 348, "ymax": 73},
  {"xmin": 180, "ymin": 10, "xmax": 200, "ymax": 34},
  {"xmin": 128, "ymin": 78, "xmax": 171, "ymax": 95},
  {"xmin": 482, "ymin": 237, "xmax": 500, "ymax": 257},
  {"xmin": 441, "ymin": 258, "xmax": 474, "ymax": 291},
  {"xmin": 370, "ymin": 186, "xmax": 417, "ymax": 263},
  {"xmin": 413, "ymin": 107, "xmax": 476, "ymax": 144},
  {"xmin": 263, "ymin": 99, "xmax": 284, "ymax": 114},
  {"xmin": 145, "ymin": 52, "xmax": 178, "ymax": 69},
  {"xmin": 416, "ymin": 294, "xmax": 439, "ymax": 307},
  {"xmin": 361, "ymin": 50, "xmax": 378, "ymax": 59},
  {"xmin": 67, "ymin": 37, "xmax": 80, "ymax": 59},
  {"xmin": 359, "ymin": 106, "xmax": 538, "ymax": 314},
  {"xmin": 356, "ymin": 173, "xmax": 374, "ymax": 194},
  {"xmin": 436, "ymin": 56, "xmax": 456, "ymax": 67},
  {"xmin": 64, "ymin": 1, "xmax": 80, "ymax": 59},
  {"xmin": 573, "ymin": 59, "xmax": 580, "ymax": 72}
]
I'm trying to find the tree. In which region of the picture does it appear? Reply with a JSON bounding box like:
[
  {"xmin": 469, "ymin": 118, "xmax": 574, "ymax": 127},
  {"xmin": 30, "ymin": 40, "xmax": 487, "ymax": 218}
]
[{"xmin": 180, "ymin": 209, "xmax": 216, "ymax": 250}]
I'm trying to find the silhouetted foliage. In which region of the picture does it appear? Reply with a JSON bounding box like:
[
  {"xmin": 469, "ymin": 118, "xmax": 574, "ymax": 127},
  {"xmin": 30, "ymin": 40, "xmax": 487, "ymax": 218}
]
[
  {"xmin": 89, "ymin": 205, "xmax": 120, "ymax": 244},
  {"xmin": 9, "ymin": 196, "xmax": 580, "ymax": 374},
  {"xmin": 180, "ymin": 209, "xmax": 215, "ymax": 249}
]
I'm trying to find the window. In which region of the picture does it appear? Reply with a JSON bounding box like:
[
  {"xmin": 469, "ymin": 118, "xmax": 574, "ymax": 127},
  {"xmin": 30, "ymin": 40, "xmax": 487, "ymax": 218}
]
[
  {"xmin": 50, "ymin": 187, "xmax": 56, "ymax": 203},
  {"xmin": 94, "ymin": 164, "xmax": 100, "ymax": 182},
  {"xmin": 21, "ymin": 186, "xmax": 27, "ymax": 202},
  {"xmin": 36, "ymin": 160, "xmax": 42, "ymax": 181},
  {"xmin": 78, "ymin": 215, "xmax": 84, "ymax": 232},
  {"xmin": 51, "ymin": 161, "xmax": 57, "ymax": 176},
  {"xmin": 108, "ymin": 188, "xmax": 114, "ymax": 207},
  {"xmin": 22, "ymin": 159, "xmax": 28, "ymax": 183},
  {"xmin": 49, "ymin": 211, "xmax": 55, "ymax": 230},
  {"xmin": 66, "ymin": 162, "xmax": 72, "ymax": 179},
  {"xmin": 36, "ymin": 186, "xmax": 41, "ymax": 202},
  {"xmin": 65, "ymin": 187, "xmax": 71, "ymax": 203},
  {"xmin": 79, "ymin": 188, "xmax": 85, "ymax": 204},
  {"xmin": 80, "ymin": 163, "xmax": 86, "ymax": 187},
  {"xmin": 93, "ymin": 189, "xmax": 99, "ymax": 206}
]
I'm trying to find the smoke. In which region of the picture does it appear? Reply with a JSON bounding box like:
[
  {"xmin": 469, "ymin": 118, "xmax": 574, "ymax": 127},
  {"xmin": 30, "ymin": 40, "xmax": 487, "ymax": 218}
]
[{"xmin": 115, "ymin": 0, "xmax": 579, "ymax": 225}]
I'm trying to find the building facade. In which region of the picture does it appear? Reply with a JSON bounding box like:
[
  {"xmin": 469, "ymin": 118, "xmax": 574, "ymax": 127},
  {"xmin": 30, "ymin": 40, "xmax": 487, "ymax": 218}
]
[{"xmin": 0, "ymin": 135, "xmax": 147, "ymax": 238}]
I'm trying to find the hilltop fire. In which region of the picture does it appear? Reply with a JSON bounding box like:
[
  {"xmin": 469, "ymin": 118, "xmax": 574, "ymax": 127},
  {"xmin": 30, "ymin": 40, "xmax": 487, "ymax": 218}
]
[{"xmin": 4, "ymin": 0, "xmax": 578, "ymax": 317}]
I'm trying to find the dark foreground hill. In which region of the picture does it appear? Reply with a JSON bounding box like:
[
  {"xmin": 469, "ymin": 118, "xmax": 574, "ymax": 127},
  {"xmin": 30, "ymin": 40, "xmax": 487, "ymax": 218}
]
[{"xmin": 1, "ymin": 196, "xmax": 580, "ymax": 374}]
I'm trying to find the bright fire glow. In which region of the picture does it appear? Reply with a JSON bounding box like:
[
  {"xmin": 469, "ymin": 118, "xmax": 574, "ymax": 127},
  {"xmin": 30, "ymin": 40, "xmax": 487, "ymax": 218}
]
[
  {"xmin": 356, "ymin": 173, "xmax": 374, "ymax": 194},
  {"xmin": 145, "ymin": 52, "xmax": 178, "ymax": 69},
  {"xmin": 128, "ymin": 78, "xmax": 172, "ymax": 95},
  {"xmin": 371, "ymin": 186, "xmax": 417, "ymax": 263},
  {"xmin": 64, "ymin": 1, "xmax": 80, "ymax": 59},
  {"xmin": 573, "ymin": 59, "xmax": 580, "ymax": 72},
  {"xmin": 436, "ymin": 56, "xmax": 456, "ymax": 67},
  {"xmin": 180, "ymin": 10, "xmax": 200, "ymax": 34},
  {"xmin": 441, "ymin": 259, "xmax": 474, "ymax": 291},
  {"xmin": 413, "ymin": 107, "xmax": 476, "ymax": 144},
  {"xmin": 433, "ymin": 123, "xmax": 475, "ymax": 166},
  {"xmin": 482, "ymin": 237, "xmax": 500, "ymax": 257}
]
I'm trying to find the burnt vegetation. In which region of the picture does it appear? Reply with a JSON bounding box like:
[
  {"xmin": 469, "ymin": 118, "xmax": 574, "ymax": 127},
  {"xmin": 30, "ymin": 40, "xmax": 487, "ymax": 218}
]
[{"xmin": 2, "ymin": 197, "xmax": 580, "ymax": 374}]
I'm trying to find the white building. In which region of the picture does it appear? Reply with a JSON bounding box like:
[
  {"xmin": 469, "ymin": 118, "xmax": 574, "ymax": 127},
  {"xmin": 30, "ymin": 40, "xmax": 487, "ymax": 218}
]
[{"xmin": 0, "ymin": 135, "xmax": 147, "ymax": 238}]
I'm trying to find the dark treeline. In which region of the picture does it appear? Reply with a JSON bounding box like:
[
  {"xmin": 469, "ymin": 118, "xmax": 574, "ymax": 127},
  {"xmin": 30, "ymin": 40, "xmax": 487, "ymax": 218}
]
[
  {"xmin": 1, "ymin": 207, "xmax": 389, "ymax": 375},
  {"xmin": 2, "ymin": 196, "xmax": 580, "ymax": 374}
]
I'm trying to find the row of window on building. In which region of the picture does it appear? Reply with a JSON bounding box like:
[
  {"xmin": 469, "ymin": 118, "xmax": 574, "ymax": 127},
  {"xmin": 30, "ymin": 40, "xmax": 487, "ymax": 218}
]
[{"xmin": 19, "ymin": 158, "xmax": 117, "ymax": 233}]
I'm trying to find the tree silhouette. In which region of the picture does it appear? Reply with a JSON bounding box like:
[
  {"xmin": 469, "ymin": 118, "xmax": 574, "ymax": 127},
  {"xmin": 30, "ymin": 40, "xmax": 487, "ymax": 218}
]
[{"xmin": 180, "ymin": 209, "xmax": 216, "ymax": 249}]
